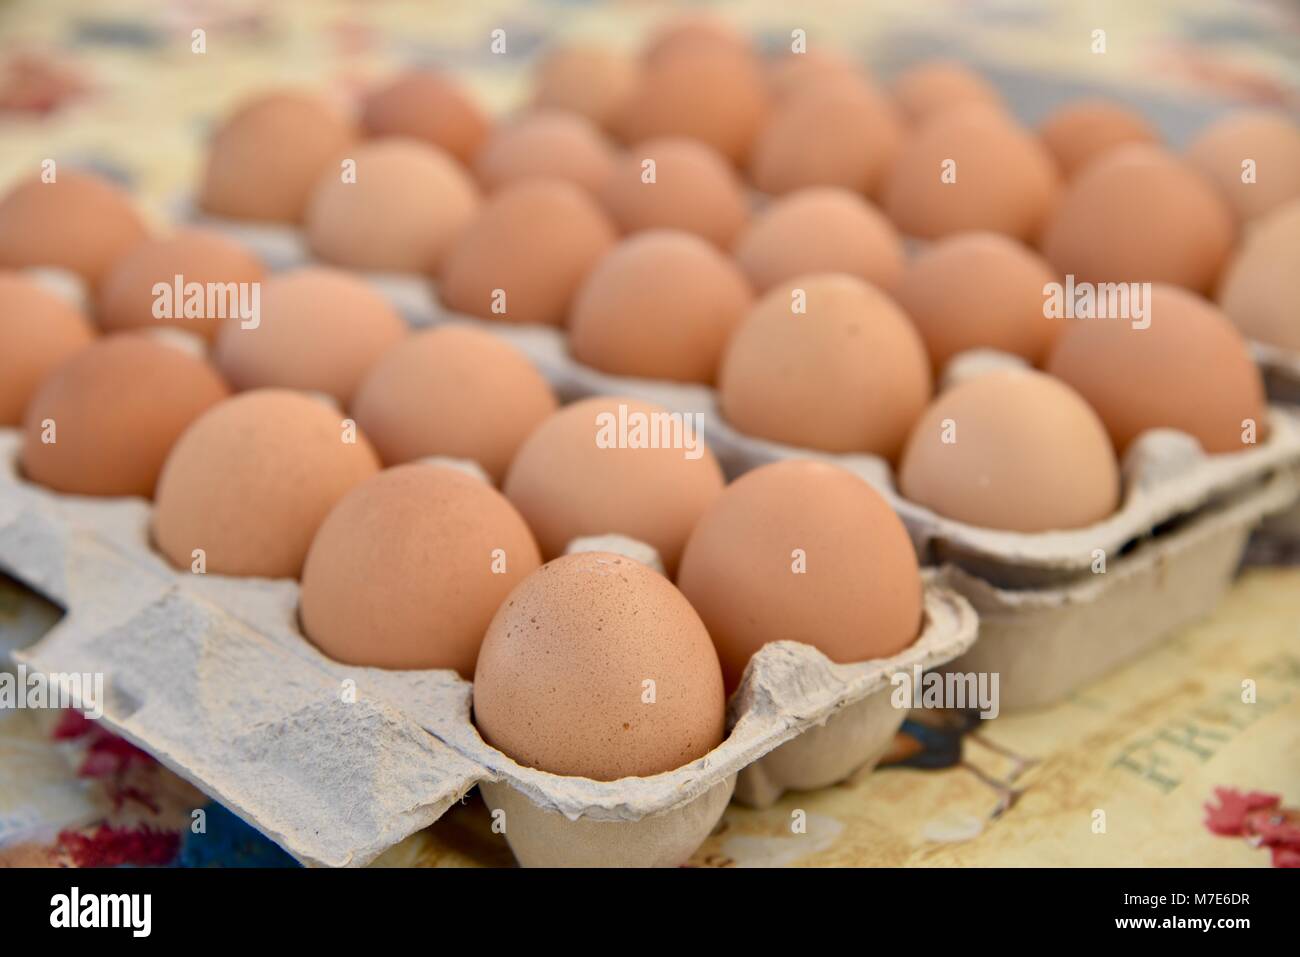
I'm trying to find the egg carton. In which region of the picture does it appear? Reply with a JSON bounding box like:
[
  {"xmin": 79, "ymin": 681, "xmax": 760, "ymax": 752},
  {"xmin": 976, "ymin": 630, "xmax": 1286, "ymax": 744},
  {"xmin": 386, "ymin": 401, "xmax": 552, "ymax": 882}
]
[
  {"xmin": 1244, "ymin": 340, "xmax": 1300, "ymax": 545},
  {"xmin": 0, "ymin": 430, "xmax": 977, "ymax": 867}
]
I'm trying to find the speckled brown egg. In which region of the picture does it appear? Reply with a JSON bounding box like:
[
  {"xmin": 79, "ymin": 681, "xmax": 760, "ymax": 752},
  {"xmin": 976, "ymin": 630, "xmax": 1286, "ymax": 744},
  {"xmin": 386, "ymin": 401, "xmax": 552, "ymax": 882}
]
[
  {"xmin": 718, "ymin": 274, "xmax": 931, "ymax": 461},
  {"xmin": 733, "ymin": 187, "xmax": 904, "ymax": 293},
  {"xmin": 473, "ymin": 551, "xmax": 725, "ymax": 780},
  {"xmin": 300, "ymin": 463, "xmax": 541, "ymax": 677},
  {"xmin": 152, "ymin": 389, "xmax": 380, "ymax": 578},
  {"xmin": 503, "ymin": 396, "xmax": 724, "ymax": 573},
  {"xmin": 360, "ymin": 70, "xmax": 489, "ymax": 165},
  {"xmin": 0, "ymin": 274, "xmax": 95, "ymax": 425},
  {"xmin": 213, "ymin": 267, "xmax": 405, "ymax": 403},
  {"xmin": 1038, "ymin": 98, "xmax": 1159, "ymax": 178},
  {"xmin": 1046, "ymin": 283, "xmax": 1267, "ymax": 455},
  {"xmin": 532, "ymin": 45, "xmax": 641, "ymax": 132},
  {"xmin": 890, "ymin": 60, "xmax": 1005, "ymax": 125},
  {"xmin": 351, "ymin": 324, "xmax": 558, "ymax": 482},
  {"xmin": 0, "ymin": 171, "xmax": 149, "ymax": 286},
  {"xmin": 1186, "ymin": 110, "xmax": 1300, "ymax": 224},
  {"xmin": 198, "ymin": 90, "xmax": 357, "ymax": 223},
  {"xmin": 474, "ymin": 110, "xmax": 617, "ymax": 196},
  {"xmin": 96, "ymin": 228, "xmax": 265, "ymax": 341},
  {"xmin": 20, "ymin": 334, "xmax": 229, "ymax": 498},
  {"xmin": 1217, "ymin": 198, "xmax": 1300, "ymax": 350},
  {"xmin": 569, "ymin": 230, "xmax": 753, "ymax": 383}
]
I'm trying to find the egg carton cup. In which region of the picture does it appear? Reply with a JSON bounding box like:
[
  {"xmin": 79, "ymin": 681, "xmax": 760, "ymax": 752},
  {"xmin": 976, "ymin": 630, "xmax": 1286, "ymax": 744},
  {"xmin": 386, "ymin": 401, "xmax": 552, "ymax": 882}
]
[
  {"xmin": 0, "ymin": 429, "xmax": 976, "ymax": 867},
  {"xmin": 1243, "ymin": 340, "xmax": 1300, "ymax": 544}
]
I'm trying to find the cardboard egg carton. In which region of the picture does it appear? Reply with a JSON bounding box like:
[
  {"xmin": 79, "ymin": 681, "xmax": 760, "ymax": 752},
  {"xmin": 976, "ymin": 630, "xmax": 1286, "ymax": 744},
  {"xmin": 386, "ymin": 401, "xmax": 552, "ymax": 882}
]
[{"xmin": 0, "ymin": 430, "xmax": 977, "ymax": 867}]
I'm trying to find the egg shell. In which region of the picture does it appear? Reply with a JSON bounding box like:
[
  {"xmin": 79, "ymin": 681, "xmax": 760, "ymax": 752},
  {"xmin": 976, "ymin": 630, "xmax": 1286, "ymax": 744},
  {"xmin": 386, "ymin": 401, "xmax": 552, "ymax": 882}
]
[
  {"xmin": 350, "ymin": 324, "xmax": 558, "ymax": 482},
  {"xmin": 883, "ymin": 107, "xmax": 1059, "ymax": 241},
  {"xmin": 893, "ymin": 231, "xmax": 1060, "ymax": 371},
  {"xmin": 677, "ymin": 459, "xmax": 923, "ymax": 693},
  {"xmin": 0, "ymin": 171, "xmax": 149, "ymax": 286},
  {"xmin": 360, "ymin": 70, "xmax": 489, "ymax": 165},
  {"xmin": 152, "ymin": 389, "xmax": 380, "ymax": 578},
  {"xmin": 96, "ymin": 228, "xmax": 265, "ymax": 341},
  {"xmin": 733, "ymin": 187, "xmax": 904, "ymax": 294},
  {"xmin": 644, "ymin": 13, "xmax": 752, "ymax": 63},
  {"xmin": 718, "ymin": 273, "xmax": 932, "ymax": 461},
  {"xmin": 898, "ymin": 368, "xmax": 1120, "ymax": 532},
  {"xmin": 300, "ymin": 463, "xmax": 541, "ymax": 677},
  {"xmin": 890, "ymin": 60, "xmax": 1005, "ymax": 125},
  {"xmin": 474, "ymin": 110, "xmax": 617, "ymax": 196},
  {"xmin": 1040, "ymin": 145, "xmax": 1234, "ymax": 295},
  {"xmin": 472, "ymin": 551, "xmax": 725, "ymax": 781},
  {"xmin": 1217, "ymin": 198, "xmax": 1300, "ymax": 350},
  {"xmin": 568, "ymin": 230, "xmax": 753, "ymax": 383},
  {"xmin": 305, "ymin": 139, "xmax": 480, "ymax": 274},
  {"xmin": 1185, "ymin": 110, "xmax": 1300, "ymax": 224},
  {"xmin": 1046, "ymin": 283, "xmax": 1267, "ymax": 455},
  {"xmin": 20, "ymin": 334, "xmax": 230, "ymax": 498},
  {"xmin": 503, "ymin": 396, "xmax": 724, "ymax": 573},
  {"xmin": 213, "ymin": 267, "xmax": 406, "ymax": 403},
  {"xmin": 600, "ymin": 137, "xmax": 749, "ymax": 247},
  {"xmin": 438, "ymin": 178, "xmax": 616, "ymax": 326},
  {"xmin": 198, "ymin": 90, "xmax": 357, "ymax": 223},
  {"xmin": 1038, "ymin": 98, "xmax": 1160, "ymax": 178},
  {"xmin": 0, "ymin": 274, "xmax": 95, "ymax": 425},
  {"xmin": 532, "ymin": 46, "xmax": 641, "ymax": 132},
  {"xmin": 767, "ymin": 48, "xmax": 867, "ymax": 100}
]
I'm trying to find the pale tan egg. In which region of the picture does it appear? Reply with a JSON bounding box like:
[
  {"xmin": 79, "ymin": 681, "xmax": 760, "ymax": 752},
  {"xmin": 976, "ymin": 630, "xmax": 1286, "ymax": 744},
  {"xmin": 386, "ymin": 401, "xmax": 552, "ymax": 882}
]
[
  {"xmin": 899, "ymin": 369, "xmax": 1120, "ymax": 532},
  {"xmin": 532, "ymin": 45, "xmax": 640, "ymax": 131},
  {"xmin": 304, "ymin": 139, "xmax": 480, "ymax": 274},
  {"xmin": 1046, "ymin": 283, "xmax": 1267, "ymax": 455},
  {"xmin": 1186, "ymin": 110, "xmax": 1300, "ymax": 224},
  {"xmin": 503, "ymin": 396, "xmax": 724, "ymax": 574},
  {"xmin": 750, "ymin": 74, "xmax": 903, "ymax": 198},
  {"xmin": 1038, "ymin": 98, "xmax": 1159, "ymax": 178},
  {"xmin": 213, "ymin": 267, "xmax": 405, "ymax": 404},
  {"xmin": 891, "ymin": 60, "xmax": 1005, "ymax": 125},
  {"xmin": 1040, "ymin": 145, "xmax": 1235, "ymax": 294},
  {"xmin": 767, "ymin": 48, "xmax": 867, "ymax": 100},
  {"xmin": 20, "ymin": 334, "xmax": 229, "ymax": 498},
  {"xmin": 439, "ymin": 178, "xmax": 616, "ymax": 326},
  {"xmin": 883, "ymin": 106, "xmax": 1059, "ymax": 241},
  {"xmin": 152, "ymin": 389, "xmax": 380, "ymax": 578},
  {"xmin": 1217, "ymin": 198, "xmax": 1300, "ymax": 350},
  {"xmin": 300, "ymin": 463, "xmax": 541, "ymax": 677},
  {"xmin": 198, "ymin": 90, "xmax": 357, "ymax": 223},
  {"xmin": 0, "ymin": 171, "xmax": 149, "ymax": 286},
  {"xmin": 351, "ymin": 324, "xmax": 558, "ymax": 482},
  {"xmin": 733, "ymin": 187, "xmax": 904, "ymax": 293},
  {"xmin": 360, "ymin": 70, "xmax": 489, "ymax": 165},
  {"xmin": 718, "ymin": 274, "xmax": 931, "ymax": 461},
  {"xmin": 569, "ymin": 230, "xmax": 753, "ymax": 383},
  {"xmin": 894, "ymin": 232, "xmax": 1060, "ymax": 372},
  {"xmin": 474, "ymin": 110, "xmax": 617, "ymax": 196},
  {"xmin": 473, "ymin": 551, "xmax": 725, "ymax": 780},
  {"xmin": 600, "ymin": 137, "xmax": 748, "ymax": 247},
  {"xmin": 677, "ymin": 459, "xmax": 922, "ymax": 693},
  {"xmin": 95, "ymin": 228, "xmax": 265, "ymax": 341},
  {"xmin": 0, "ymin": 274, "xmax": 95, "ymax": 425}
]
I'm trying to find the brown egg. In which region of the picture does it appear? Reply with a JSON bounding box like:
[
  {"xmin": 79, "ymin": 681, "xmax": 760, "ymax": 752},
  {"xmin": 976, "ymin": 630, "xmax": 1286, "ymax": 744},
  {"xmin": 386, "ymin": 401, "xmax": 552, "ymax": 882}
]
[
  {"xmin": 503, "ymin": 396, "xmax": 725, "ymax": 573},
  {"xmin": 1038, "ymin": 98, "xmax": 1159, "ymax": 178},
  {"xmin": 600, "ymin": 137, "xmax": 748, "ymax": 247},
  {"xmin": 0, "ymin": 171, "xmax": 149, "ymax": 286},
  {"xmin": 198, "ymin": 90, "xmax": 357, "ymax": 223},
  {"xmin": 152, "ymin": 389, "xmax": 380, "ymax": 578},
  {"xmin": 21, "ymin": 334, "xmax": 229, "ymax": 498},
  {"xmin": 613, "ymin": 44, "xmax": 768, "ymax": 166},
  {"xmin": 569, "ymin": 231, "xmax": 752, "ymax": 383},
  {"xmin": 96, "ymin": 228, "xmax": 265, "ymax": 341},
  {"xmin": 438, "ymin": 179, "xmax": 615, "ymax": 326},
  {"xmin": 899, "ymin": 369, "xmax": 1119, "ymax": 531},
  {"xmin": 1041, "ymin": 145, "xmax": 1233, "ymax": 294},
  {"xmin": 749, "ymin": 74, "xmax": 903, "ymax": 198},
  {"xmin": 767, "ymin": 48, "xmax": 867, "ymax": 100},
  {"xmin": 891, "ymin": 60, "xmax": 1005, "ymax": 125},
  {"xmin": 532, "ymin": 45, "xmax": 641, "ymax": 132},
  {"xmin": 718, "ymin": 274, "xmax": 931, "ymax": 460},
  {"xmin": 1046, "ymin": 284, "xmax": 1267, "ymax": 455},
  {"xmin": 1217, "ymin": 198, "xmax": 1300, "ymax": 350},
  {"xmin": 213, "ymin": 267, "xmax": 405, "ymax": 404},
  {"xmin": 474, "ymin": 110, "xmax": 617, "ymax": 196},
  {"xmin": 733, "ymin": 187, "xmax": 904, "ymax": 293},
  {"xmin": 351, "ymin": 324, "xmax": 558, "ymax": 482},
  {"xmin": 473, "ymin": 551, "xmax": 725, "ymax": 780},
  {"xmin": 300, "ymin": 463, "xmax": 541, "ymax": 677},
  {"xmin": 0, "ymin": 274, "xmax": 95, "ymax": 425},
  {"xmin": 360, "ymin": 70, "xmax": 489, "ymax": 165},
  {"xmin": 305, "ymin": 139, "xmax": 480, "ymax": 274},
  {"xmin": 644, "ymin": 13, "xmax": 751, "ymax": 63},
  {"xmin": 1186, "ymin": 110, "xmax": 1300, "ymax": 224},
  {"xmin": 894, "ymin": 232, "xmax": 1060, "ymax": 372},
  {"xmin": 678, "ymin": 459, "xmax": 922, "ymax": 693},
  {"xmin": 883, "ymin": 107, "xmax": 1059, "ymax": 241}
]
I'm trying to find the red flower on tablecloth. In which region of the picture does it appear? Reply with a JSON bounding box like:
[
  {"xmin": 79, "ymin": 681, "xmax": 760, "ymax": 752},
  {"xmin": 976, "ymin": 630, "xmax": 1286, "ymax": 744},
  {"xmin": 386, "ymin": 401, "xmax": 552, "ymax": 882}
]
[{"xmin": 1204, "ymin": 787, "xmax": 1300, "ymax": 868}]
